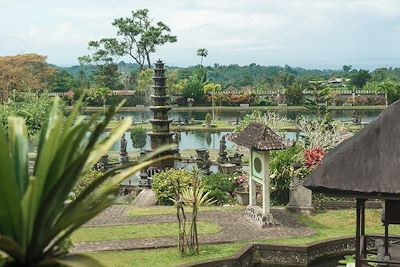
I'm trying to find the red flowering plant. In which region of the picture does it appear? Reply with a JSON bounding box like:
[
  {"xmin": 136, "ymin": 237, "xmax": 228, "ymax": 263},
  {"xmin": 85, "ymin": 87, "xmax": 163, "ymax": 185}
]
[
  {"xmin": 234, "ymin": 173, "xmax": 249, "ymax": 192},
  {"xmin": 304, "ymin": 147, "xmax": 325, "ymax": 168}
]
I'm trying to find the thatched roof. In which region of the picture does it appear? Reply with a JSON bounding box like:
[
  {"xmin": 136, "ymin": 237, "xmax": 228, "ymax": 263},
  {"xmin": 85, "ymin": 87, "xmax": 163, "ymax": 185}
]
[
  {"xmin": 303, "ymin": 101, "xmax": 400, "ymax": 199},
  {"xmin": 228, "ymin": 122, "xmax": 291, "ymax": 151}
]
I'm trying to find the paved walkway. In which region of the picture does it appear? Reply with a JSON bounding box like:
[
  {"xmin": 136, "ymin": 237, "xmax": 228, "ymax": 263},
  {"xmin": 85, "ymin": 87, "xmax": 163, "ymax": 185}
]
[
  {"xmin": 132, "ymin": 189, "xmax": 157, "ymax": 207},
  {"xmin": 72, "ymin": 205, "xmax": 314, "ymax": 253}
]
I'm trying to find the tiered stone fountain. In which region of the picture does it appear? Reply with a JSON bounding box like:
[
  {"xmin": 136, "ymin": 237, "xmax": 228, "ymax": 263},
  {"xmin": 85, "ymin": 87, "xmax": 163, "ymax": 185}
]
[{"xmin": 148, "ymin": 60, "xmax": 176, "ymax": 169}]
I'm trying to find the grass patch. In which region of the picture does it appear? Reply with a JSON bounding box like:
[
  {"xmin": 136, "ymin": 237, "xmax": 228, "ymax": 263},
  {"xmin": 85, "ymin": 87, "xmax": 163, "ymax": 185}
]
[
  {"xmin": 128, "ymin": 205, "xmax": 243, "ymax": 217},
  {"xmin": 88, "ymin": 242, "xmax": 245, "ymax": 267},
  {"xmin": 72, "ymin": 221, "xmax": 221, "ymax": 242},
  {"xmin": 263, "ymin": 209, "xmax": 400, "ymax": 246}
]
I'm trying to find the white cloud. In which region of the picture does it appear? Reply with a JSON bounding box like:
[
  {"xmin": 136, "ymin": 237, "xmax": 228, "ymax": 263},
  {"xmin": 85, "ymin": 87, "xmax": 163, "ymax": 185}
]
[
  {"xmin": 2, "ymin": 0, "xmax": 400, "ymax": 68},
  {"xmin": 18, "ymin": 22, "xmax": 88, "ymax": 46}
]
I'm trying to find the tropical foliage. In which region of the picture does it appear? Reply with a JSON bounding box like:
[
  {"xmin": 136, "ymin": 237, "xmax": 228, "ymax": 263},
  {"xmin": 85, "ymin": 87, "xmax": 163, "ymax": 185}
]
[
  {"xmin": 0, "ymin": 98, "xmax": 170, "ymax": 266},
  {"xmin": 0, "ymin": 93, "xmax": 65, "ymax": 138},
  {"xmin": 269, "ymin": 145, "xmax": 303, "ymax": 204},
  {"xmin": 200, "ymin": 173, "xmax": 238, "ymax": 205}
]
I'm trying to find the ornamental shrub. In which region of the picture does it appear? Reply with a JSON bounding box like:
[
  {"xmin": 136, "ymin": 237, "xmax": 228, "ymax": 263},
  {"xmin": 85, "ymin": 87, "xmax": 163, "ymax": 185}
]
[
  {"xmin": 152, "ymin": 169, "xmax": 192, "ymax": 205},
  {"xmin": 201, "ymin": 173, "xmax": 237, "ymax": 205},
  {"xmin": 130, "ymin": 126, "xmax": 147, "ymax": 150}
]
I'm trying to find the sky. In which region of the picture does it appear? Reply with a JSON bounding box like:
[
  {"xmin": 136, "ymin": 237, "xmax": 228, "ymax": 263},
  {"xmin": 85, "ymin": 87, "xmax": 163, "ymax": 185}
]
[{"xmin": 1, "ymin": 0, "xmax": 400, "ymax": 69}]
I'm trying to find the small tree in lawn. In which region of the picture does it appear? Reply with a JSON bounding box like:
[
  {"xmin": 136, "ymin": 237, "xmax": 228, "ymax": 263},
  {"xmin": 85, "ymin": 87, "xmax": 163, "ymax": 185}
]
[
  {"xmin": 173, "ymin": 171, "xmax": 215, "ymax": 256},
  {"xmin": 130, "ymin": 126, "xmax": 147, "ymax": 151},
  {"xmin": 205, "ymin": 113, "xmax": 212, "ymax": 127}
]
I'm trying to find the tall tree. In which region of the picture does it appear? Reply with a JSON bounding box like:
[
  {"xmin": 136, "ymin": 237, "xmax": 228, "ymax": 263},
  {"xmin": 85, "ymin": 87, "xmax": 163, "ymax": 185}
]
[
  {"xmin": 349, "ymin": 69, "xmax": 371, "ymax": 89},
  {"xmin": 196, "ymin": 48, "xmax": 208, "ymax": 66},
  {"xmin": 166, "ymin": 70, "xmax": 186, "ymax": 95},
  {"xmin": 83, "ymin": 9, "xmax": 177, "ymax": 70},
  {"xmin": 48, "ymin": 69, "xmax": 77, "ymax": 92},
  {"xmin": 137, "ymin": 68, "xmax": 154, "ymax": 103},
  {"xmin": 304, "ymin": 82, "xmax": 331, "ymax": 118},
  {"xmin": 285, "ymin": 82, "xmax": 304, "ymax": 105},
  {"xmin": 203, "ymin": 83, "xmax": 222, "ymax": 120},
  {"xmin": 0, "ymin": 54, "xmax": 54, "ymax": 103},
  {"xmin": 342, "ymin": 65, "xmax": 352, "ymax": 74}
]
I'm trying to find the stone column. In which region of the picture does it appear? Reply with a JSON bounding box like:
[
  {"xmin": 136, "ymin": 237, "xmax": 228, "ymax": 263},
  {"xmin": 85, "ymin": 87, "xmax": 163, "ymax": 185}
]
[
  {"xmin": 262, "ymin": 151, "xmax": 270, "ymax": 215},
  {"xmin": 249, "ymin": 148, "xmax": 257, "ymax": 206}
]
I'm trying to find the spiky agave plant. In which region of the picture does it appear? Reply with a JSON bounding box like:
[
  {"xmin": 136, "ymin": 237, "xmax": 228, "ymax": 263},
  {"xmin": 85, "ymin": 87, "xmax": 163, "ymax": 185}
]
[{"xmin": 0, "ymin": 98, "xmax": 173, "ymax": 267}]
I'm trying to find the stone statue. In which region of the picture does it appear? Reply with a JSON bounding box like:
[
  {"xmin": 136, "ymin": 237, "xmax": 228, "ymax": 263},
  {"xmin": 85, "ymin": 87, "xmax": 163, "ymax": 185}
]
[
  {"xmin": 120, "ymin": 135, "xmax": 127, "ymax": 153},
  {"xmin": 120, "ymin": 135, "xmax": 128, "ymax": 163},
  {"xmin": 218, "ymin": 135, "xmax": 228, "ymax": 164}
]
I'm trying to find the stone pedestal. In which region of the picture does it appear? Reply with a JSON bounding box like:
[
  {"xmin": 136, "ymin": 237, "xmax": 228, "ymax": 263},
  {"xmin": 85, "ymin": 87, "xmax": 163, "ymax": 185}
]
[
  {"xmin": 138, "ymin": 171, "xmax": 151, "ymax": 188},
  {"xmin": 245, "ymin": 206, "xmax": 278, "ymax": 228},
  {"xmin": 235, "ymin": 191, "xmax": 249, "ymax": 205},
  {"xmin": 220, "ymin": 163, "xmax": 236, "ymax": 175},
  {"xmin": 287, "ymin": 173, "xmax": 313, "ymax": 214}
]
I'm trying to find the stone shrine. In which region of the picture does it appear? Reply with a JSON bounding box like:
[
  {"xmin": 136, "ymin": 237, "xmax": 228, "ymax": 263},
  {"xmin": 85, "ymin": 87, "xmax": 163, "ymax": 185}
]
[{"xmin": 229, "ymin": 122, "xmax": 291, "ymax": 227}]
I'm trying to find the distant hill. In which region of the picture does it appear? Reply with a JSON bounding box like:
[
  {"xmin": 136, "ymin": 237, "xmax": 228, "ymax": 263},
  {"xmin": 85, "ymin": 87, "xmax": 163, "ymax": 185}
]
[
  {"xmin": 60, "ymin": 61, "xmax": 141, "ymax": 77},
  {"xmin": 55, "ymin": 61, "xmax": 344, "ymax": 87}
]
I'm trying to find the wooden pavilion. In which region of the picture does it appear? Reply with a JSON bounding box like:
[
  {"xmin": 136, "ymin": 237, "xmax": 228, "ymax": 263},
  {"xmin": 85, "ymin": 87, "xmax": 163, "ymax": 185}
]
[{"xmin": 303, "ymin": 101, "xmax": 400, "ymax": 267}]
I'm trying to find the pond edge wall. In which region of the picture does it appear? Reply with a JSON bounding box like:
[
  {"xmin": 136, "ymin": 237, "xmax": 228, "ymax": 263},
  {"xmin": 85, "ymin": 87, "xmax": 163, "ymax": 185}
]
[{"xmin": 179, "ymin": 237, "xmax": 356, "ymax": 267}]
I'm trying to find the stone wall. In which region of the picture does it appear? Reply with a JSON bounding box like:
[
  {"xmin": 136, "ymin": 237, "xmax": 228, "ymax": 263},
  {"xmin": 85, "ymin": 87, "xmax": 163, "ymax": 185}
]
[{"xmin": 180, "ymin": 237, "xmax": 357, "ymax": 267}]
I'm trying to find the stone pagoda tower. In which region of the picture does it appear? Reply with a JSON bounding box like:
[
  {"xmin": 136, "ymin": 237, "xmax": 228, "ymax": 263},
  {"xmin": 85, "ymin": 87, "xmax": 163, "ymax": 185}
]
[{"xmin": 148, "ymin": 60, "xmax": 176, "ymax": 169}]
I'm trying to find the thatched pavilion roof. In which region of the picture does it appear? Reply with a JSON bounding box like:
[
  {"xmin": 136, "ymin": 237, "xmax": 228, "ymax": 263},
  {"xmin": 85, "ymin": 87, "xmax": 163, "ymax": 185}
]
[
  {"xmin": 303, "ymin": 101, "xmax": 400, "ymax": 199},
  {"xmin": 228, "ymin": 122, "xmax": 291, "ymax": 151}
]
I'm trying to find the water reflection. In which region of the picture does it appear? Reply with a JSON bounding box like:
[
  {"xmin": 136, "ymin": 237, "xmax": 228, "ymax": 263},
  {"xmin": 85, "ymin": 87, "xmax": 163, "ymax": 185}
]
[{"xmin": 108, "ymin": 131, "xmax": 297, "ymax": 152}]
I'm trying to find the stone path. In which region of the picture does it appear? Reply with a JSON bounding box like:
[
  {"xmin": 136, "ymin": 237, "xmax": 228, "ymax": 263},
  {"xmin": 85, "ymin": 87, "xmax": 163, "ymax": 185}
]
[
  {"xmin": 72, "ymin": 205, "xmax": 314, "ymax": 253},
  {"xmin": 132, "ymin": 189, "xmax": 157, "ymax": 207}
]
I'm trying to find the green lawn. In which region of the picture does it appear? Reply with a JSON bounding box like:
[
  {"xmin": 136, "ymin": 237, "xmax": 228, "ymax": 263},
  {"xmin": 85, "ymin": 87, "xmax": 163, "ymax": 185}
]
[
  {"xmin": 128, "ymin": 205, "xmax": 243, "ymax": 217},
  {"xmin": 88, "ymin": 209, "xmax": 400, "ymax": 267},
  {"xmin": 88, "ymin": 243, "xmax": 245, "ymax": 267},
  {"xmin": 72, "ymin": 221, "xmax": 221, "ymax": 242}
]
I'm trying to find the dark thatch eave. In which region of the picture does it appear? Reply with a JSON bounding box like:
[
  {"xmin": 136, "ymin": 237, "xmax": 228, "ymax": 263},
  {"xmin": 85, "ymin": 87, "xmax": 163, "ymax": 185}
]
[
  {"xmin": 303, "ymin": 100, "xmax": 400, "ymax": 199},
  {"xmin": 228, "ymin": 122, "xmax": 291, "ymax": 151}
]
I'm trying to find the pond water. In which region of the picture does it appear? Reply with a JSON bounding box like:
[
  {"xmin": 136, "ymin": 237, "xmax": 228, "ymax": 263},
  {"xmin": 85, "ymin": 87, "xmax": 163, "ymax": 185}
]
[
  {"xmin": 109, "ymin": 131, "xmax": 298, "ymax": 152},
  {"xmin": 116, "ymin": 109, "xmax": 381, "ymax": 124},
  {"xmin": 95, "ymin": 109, "xmax": 381, "ymax": 152}
]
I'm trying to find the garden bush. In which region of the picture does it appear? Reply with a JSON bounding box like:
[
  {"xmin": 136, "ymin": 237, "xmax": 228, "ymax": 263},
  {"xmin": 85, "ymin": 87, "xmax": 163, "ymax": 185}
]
[
  {"xmin": 0, "ymin": 93, "xmax": 65, "ymax": 139},
  {"xmin": 201, "ymin": 173, "xmax": 237, "ymax": 205},
  {"xmin": 152, "ymin": 169, "xmax": 192, "ymax": 205},
  {"xmin": 269, "ymin": 144, "xmax": 303, "ymax": 205},
  {"xmin": 70, "ymin": 170, "xmax": 103, "ymax": 200}
]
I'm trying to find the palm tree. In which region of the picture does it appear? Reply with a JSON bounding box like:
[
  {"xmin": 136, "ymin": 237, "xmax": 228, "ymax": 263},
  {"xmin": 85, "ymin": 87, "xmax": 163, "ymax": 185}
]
[
  {"xmin": 196, "ymin": 48, "xmax": 208, "ymax": 66},
  {"xmin": 96, "ymin": 87, "xmax": 112, "ymax": 112},
  {"xmin": 0, "ymin": 98, "xmax": 172, "ymax": 266},
  {"xmin": 203, "ymin": 83, "xmax": 221, "ymax": 121}
]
